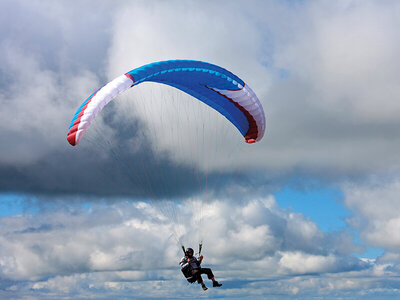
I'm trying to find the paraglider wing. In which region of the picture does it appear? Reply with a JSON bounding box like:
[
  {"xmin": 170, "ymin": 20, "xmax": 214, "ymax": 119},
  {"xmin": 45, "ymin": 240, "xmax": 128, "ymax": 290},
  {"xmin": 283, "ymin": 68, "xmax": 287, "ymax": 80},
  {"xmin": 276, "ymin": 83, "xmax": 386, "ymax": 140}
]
[{"xmin": 67, "ymin": 60, "xmax": 265, "ymax": 146}]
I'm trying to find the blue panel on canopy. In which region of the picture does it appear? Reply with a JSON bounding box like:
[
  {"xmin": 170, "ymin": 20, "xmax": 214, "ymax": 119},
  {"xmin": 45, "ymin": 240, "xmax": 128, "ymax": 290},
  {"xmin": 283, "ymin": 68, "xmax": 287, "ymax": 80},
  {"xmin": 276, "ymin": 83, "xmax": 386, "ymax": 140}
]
[{"xmin": 125, "ymin": 60, "xmax": 249, "ymax": 136}]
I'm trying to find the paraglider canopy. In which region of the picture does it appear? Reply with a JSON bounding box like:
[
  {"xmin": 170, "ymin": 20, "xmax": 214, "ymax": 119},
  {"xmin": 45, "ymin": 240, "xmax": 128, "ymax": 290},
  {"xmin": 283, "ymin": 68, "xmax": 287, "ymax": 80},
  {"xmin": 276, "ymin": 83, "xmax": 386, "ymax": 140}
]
[{"xmin": 67, "ymin": 60, "xmax": 265, "ymax": 147}]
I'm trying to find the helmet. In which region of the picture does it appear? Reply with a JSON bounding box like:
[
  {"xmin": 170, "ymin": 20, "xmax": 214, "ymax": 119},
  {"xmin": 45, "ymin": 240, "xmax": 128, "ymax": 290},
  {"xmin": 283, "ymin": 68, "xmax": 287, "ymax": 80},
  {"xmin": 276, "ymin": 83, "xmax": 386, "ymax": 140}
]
[{"xmin": 185, "ymin": 248, "xmax": 194, "ymax": 256}]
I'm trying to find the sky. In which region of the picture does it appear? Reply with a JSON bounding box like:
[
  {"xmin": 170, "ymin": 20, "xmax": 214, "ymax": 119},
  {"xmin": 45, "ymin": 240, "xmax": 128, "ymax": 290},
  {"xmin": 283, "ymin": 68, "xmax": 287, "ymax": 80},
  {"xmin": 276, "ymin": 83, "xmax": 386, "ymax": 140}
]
[{"xmin": 1, "ymin": 0, "xmax": 400, "ymax": 299}]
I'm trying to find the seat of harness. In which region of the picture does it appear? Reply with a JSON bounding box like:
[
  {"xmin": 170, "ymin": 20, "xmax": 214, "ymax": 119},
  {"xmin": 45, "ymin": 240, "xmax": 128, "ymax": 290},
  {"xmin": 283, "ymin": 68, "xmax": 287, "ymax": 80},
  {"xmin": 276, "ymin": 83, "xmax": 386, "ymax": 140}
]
[{"xmin": 182, "ymin": 267, "xmax": 197, "ymax": 283}]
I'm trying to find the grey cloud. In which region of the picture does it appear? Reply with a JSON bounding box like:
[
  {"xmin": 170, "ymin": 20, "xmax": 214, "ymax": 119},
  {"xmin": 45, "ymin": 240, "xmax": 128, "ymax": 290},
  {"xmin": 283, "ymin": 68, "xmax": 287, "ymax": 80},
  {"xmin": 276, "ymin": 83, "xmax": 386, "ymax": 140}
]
[
  {"xmin": 2, "ymin": 0, "xmax": 400, "ymax": 198},
  {"xmin": 107, "ymin": 0, "xmax": 400, "ymax": 178},
  {"xmin": 0, "ymin": 0, "xmax": 117, "ymax": 73},
  {"xmin": 0, "ymin": 0, "xmax": 275, "ymax": 198},
  {"xmin": 2, "ymin": 1, "xmax": 400, "ymax": 298}
]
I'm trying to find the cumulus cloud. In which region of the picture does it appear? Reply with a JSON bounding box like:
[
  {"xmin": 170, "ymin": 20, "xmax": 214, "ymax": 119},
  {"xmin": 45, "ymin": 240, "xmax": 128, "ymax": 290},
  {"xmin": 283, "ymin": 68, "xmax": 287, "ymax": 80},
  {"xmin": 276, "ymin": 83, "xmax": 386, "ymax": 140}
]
[
  {"xmin": 1, "ymin": 1, "xmax": 400, "ymax": 298},
  {"xmin": 1, "ymin": 0, "xmax": 400, "ymax": 196},
  {"xmin": 0, "ymin": 0, "xmax": 261, "ymax": 197},
  {"xmin": 105, "ymin": 0, "xmax": 400, "ymax": 176},
  {"xmin": 0, "ymin": 197, "xmax": 398, "ymax": 299},
  {"xmin": 342, "ymin": 177, "xmax": 400, "ymax": 257}
]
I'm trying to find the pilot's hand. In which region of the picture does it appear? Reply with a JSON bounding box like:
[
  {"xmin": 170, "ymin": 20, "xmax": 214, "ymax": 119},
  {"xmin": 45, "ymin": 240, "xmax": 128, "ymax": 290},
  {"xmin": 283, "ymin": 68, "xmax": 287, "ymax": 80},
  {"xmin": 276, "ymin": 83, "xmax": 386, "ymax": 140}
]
[
  {"xmin": 199, "ymin": 255, "xmax": 203, "ymax": 260},
  {"xmin": 187, "ymin": 258, "xmax": 191, "ymax": 263}
]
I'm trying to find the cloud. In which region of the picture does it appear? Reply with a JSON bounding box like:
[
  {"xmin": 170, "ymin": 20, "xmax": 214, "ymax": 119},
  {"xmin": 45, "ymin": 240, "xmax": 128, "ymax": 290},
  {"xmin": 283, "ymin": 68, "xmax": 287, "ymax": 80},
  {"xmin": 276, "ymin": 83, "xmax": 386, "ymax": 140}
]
[
  {"xmin": 0, "ymin": 0, "xmax": 261, "ymax": 197},
  {"xmin": 342, "ymin": 177, "xmax": 400, "ymax": 257},
  {"xmin": 0, "ymin": 196, "xmax": 399, "ymax": 299},
  {"xmin": 1, "ymin": 1, "xmax": 400, "ymax": 299},
  {"xmin": 1, "ymin": 0, "xmax": 400, "ymax": 198},
  {"xmin": 107, "ymin": 0, "xmax": 400, "ymax": 177}
]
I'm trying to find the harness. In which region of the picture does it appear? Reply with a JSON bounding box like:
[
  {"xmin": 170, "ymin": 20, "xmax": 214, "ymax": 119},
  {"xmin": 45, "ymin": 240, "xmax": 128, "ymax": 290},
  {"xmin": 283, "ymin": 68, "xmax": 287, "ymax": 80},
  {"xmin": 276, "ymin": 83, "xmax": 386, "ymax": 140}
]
[
  {"xmin": 181, "ymin": 243, "xmax": 203, "ymax": 283},
  {"xmin": 181, "ymin": 264, "xmax": 197, "ymax": 283}
]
